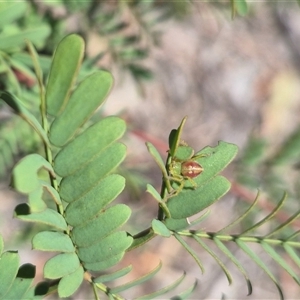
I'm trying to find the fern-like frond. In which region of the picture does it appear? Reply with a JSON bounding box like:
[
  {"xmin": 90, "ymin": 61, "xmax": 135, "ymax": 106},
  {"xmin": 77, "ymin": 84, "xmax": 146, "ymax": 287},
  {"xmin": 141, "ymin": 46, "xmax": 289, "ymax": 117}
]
[
  {"xmin": 174, "ymin": 192, "xmax": 300, "ymax": 299},
  {"xmin": 109, "ymin": 261, "xmax": 162, "ymax": 294},
  {"xmin": 94, "ymin": 265, "xmax": 133, "ymax": 284},
  {"xmin": 136, "ymin": 272, "xmax": 186, "ymax": 300},
  {"xmin": 8, "ymin": 34, "xmax": 133, "ymax": 298},
  {"xmin": 240, "ymin": 192, "xmax": 287, "ymax": 235},
  {"xmin": 0, "ymin": 116, "xmax": 39, "ymax": 179},
  {"xmin": 95, "ymin": 261, "xmax": 197, "ymax": 299},
  {"xmin": 174, "ymin": 233, "xmax": 205, "ymax": 274}
]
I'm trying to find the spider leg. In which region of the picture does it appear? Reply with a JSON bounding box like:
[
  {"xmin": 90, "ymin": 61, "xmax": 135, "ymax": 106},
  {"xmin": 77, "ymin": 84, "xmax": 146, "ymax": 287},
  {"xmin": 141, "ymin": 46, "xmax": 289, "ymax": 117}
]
[{"xmin": 184, "ymin": 176, "xmax": 197, "ymax": 189}]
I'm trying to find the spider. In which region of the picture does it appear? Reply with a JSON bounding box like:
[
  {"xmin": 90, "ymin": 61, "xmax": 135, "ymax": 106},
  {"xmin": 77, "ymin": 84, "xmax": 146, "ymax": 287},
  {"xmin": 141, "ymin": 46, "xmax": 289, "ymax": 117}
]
[{"xmin": 166, "ymin": 143, "xmax": 205, "ymax": 196}]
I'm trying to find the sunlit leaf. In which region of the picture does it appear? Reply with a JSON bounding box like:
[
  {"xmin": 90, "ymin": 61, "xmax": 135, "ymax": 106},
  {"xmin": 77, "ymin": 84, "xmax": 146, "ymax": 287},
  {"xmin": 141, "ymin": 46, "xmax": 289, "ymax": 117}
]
[
  {"xmin": 46, "ymin": 34, "xmax": 84, "ymax": 116},
  {"xmin": 44, "ymin": 253, "xmax": 80, "ymax": 279},
  {"xmin": 58, "ymin": 266, "xmax": 84, "ymax": 298}
]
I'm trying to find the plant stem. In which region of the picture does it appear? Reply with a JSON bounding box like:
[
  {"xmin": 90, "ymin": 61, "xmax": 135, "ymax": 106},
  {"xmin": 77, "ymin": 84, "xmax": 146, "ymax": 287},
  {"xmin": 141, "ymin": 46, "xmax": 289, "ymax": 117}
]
[{"xmin": 177, "ymin": 231, "xmax": 300, "ymax": 248}]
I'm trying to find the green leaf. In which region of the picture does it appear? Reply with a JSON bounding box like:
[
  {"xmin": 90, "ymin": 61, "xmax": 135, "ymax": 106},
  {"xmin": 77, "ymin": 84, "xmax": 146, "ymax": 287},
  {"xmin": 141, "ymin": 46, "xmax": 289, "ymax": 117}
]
[
  {"xmin": 128, "ymin": 230, "xmax": 156, "ymax": 251},
  {"xmin": 0, "ymin": 91, "xmax": 50, "ymax": 146},
  {"xmin": 26, "ymin": 39, "xmax": 44, "ymax": 90},
  {"xmin": 9, "ymin": 55, "xmax": 36, "ymax": 86},
  {"xmin": 283, "ymin": 244, "xmax": 300, "ymax": 268},
  {"xmin": 191, "ymin": 141, "xmax": 238, "ymax": 187},
  {"xmin": 49, "ymin": 71, "xmax": 114, "ymax": 147},
  {"xmin": 169, "ymin": 116, "xmax": 187, "ymax": 157},
  {"xmin": 128, "ymin": 64, "xmax": 153, "ymax": 81},
  {"xmin": 15, "ymin": 208, "xmax": 68, "ymax": 232},
  {"xmin": 43, "ymin": 183, "xmax": 62, "ymax": 206},
  {"xmin": 3, "ymin": 264, "xmax": 35, "ymax": 300},
  {"xmin": 241, "ymin": 192, "xmax": 287, "ymax": 236},
  {"xmin": 137, "ymin": 272, "xmax": 186, "ymax": 300},
  {"xmin": 102, "ymin": 20, "xmax": 128, "ymax": 35},
  {"xmin": 146, "ymin": 184, "xmax": 163, "ymax": 203},
  {"xmin": 32, "ymin": 231, "xmax": 75, "ymax": 252},
  {"xmin": 94, "ymin": 265, "xmax": 133, "ymax": 283},
  {"xmin": 119, "ymin": 48, "xmax": 148, "ymax": 60},
  {"xmin": 58, "ymin": 266, "xmax": 84, "ymax": 298},
  {"xmin": 266, "ymin": 203, "xmax": 300, "ymax": 238},
  {"xmin": 23, "ymin": 282, "xmax": 49, "ymax": 299},
  {"xmin": 171, "ymin": 280, "xmax": 198, "ymax": 300},
  {"xmin": 234, "ymin": 0, "xmax": 248, "ymax": 16},
  {"xmin": 110, "ymin": 261, "xmax": 162, "ymax": 294},
  {"xmin": 0, "ymin": 251, "xmax": 19, "ymax": 298},
  {"xmin": 167, "ymin": 176, "xmax": 231, "ymax": 219},
  {"xmin": 46, "ymin": 34, "xmax": 84, "ymax": 116},
  {"xmin": 64, "ymin": 174, "xmax": 125, "ymax": 226},
  {"xmin": 174, "ymin": 145, "xmax": 194, "ymax": 161},
  {"xmin": 12, "ymin": 154, "xmax": 55, "ymax": 194},
  {"xmin": 84, "ymin": 252, "xmax": 125, "ymax": 272},
  {"xmin": 4, "ymin": 276, "xmax": 33, "ymax": 299},
  {"xmin": 0, "ymin": 25, "xmax": 51, "ymax": 51},
  {"xmin": 213, "ymin": 238, "xmax": 252, "ymax": 295},
  {"xmin": 77, "ymin": 232, "xmax": 133, "ymax": 263},
  {"xmin": 54, "ymin": 116, "xmax": 126, "ymax": 177},
  {"xmin": 152, "ymin": 219, "xmax": 171, "ymax": 237},
  {"xmin": 261, "ymin": 242, "xmax": 300, "ymax": 285},
  {"xmin": 146, "ymin": 183, "xmax": 171, "ymax": 217},
  {"xmin": 59, "ymin": 143, "xmax": 126, "ymax": 202},
  {"xmin": 236, "ymin": 239, "xmax": 284, "ymax": 300},
  {"xmin": 0, "ymin": 2, "xmax": 27, "ymax": 28},
  {"xmin": 174, "ymin": 234, "xmax": 204, "ymax": 274},
  {"xmin": 164, "ymin": 218, "xmax": 189, "ymax": 231},
  {"xmin": 71, "ymin": 204, "xmax": 131, "ymax": 247},
  {"xmin": 109, "ymin": 35, "xmax": 139, "ymax": 47},
  {"xmin": 44, "ymin": 253, "xmax": 80, "ymax": 279},
  {"xmin": 28, "ymin": 186, "xmax": 47, "ymax": 213},
  {"xmin": 193, "ymin": 235, "xmax": 232, "ymax": 285},
  {"xmin": 12, "ymin": 52, "xmax": 51, "ymax": 74},
  {"xmin": 146, "ymin": 142, "xmax": 169, "ymax": 182}
]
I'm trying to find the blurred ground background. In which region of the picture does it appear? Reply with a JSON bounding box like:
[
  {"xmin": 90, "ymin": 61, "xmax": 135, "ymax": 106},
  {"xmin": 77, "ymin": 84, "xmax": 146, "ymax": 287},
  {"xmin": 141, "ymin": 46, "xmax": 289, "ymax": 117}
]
[{"xmin": 1, "ymin": 1, "xmax": 300, "ymax": 299}]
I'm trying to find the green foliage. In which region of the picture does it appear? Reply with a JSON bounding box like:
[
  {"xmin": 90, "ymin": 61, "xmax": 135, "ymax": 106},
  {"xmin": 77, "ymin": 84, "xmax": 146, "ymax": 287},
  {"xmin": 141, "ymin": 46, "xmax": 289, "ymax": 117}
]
[
  {"xmin": 147, "ymin": 117, "xmax": 238, "ymax": 220},
  {"xmin": 173, "ymin": 192, "xmax": 300, "ymax": 299},
  {"xmin": 1, "ymin": 34, "xmax": 133, "ymax": 298},
  {"xmin": 0, "ymin": 1, "xmax": 51, "ymax": 179},
  {"xmin": 0, "ymin": 2, "xmax": 300, "ymax": 299},
  {"xmin": 0, "ymin": 0, "xmax": 254, "ymax": 181},
  {"xmin": 0, "ymin": 0, "xmax": 190, "ymax": 181},
  {"xmin": 231, "ymin": 0, "xmax": 248, "ymax": 17},
  {"xmin": 0, "ymin": 234, "xmax": 47, "ymax": 299},
  {"xmin": 1, "ymin": 34, "xmax": 207, "ymax": 299},
  {"xmin": 237, "ymin": 126, "xmax": 300, "ymax": 201}
]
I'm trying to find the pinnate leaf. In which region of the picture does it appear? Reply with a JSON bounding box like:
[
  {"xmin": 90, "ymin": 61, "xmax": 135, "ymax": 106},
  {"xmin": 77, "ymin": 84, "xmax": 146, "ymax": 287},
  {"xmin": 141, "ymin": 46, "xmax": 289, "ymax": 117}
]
[
  {"xmin": 12, "ymin": 154, "xmax": 55, "ymax": 194},
  {"xmin": 46, "ymin": 34, "xmax": 84, "ymax": 116},
  {"xmin": 54, "ymin": 116, "xmax": 126, "ymax": 177},
  {"xmin": 77, "ymin": 232, "xmax": 133, "ymax": 263},
  {"xmin": 49, "ymin": 71, "xmax": 113, "ymax": 147},
  {"xmin": 0, "ymin": 251, "xmax": 19, "ymax": 298},
  {"xmin": 58, "ymin": 266, "xmax": 84, "ymax": 298},
  {"xmin": 32, "ymin": 231, "xmax": 75, "ymax": 252},
  {"xmin": 59, "ymin": 143, "xmax": 126, "ymax": 202},
  {"xmin": 64, "ymin": 174, "xmax": 125, "ymax": 226},
  {"xmin": 44, "ymin": 253, "xmax": 80, "ymax": 279},
  {"xmin": 71, "ymin": 204, "xmax": 131, "ymax": 247},
  {"xmin": 167, "ymin": 176, "xmax": 231, "ymax": 219},
  {"xmin": 15, "ymin": 208, "xmax": 68, "ymax": 232}
]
